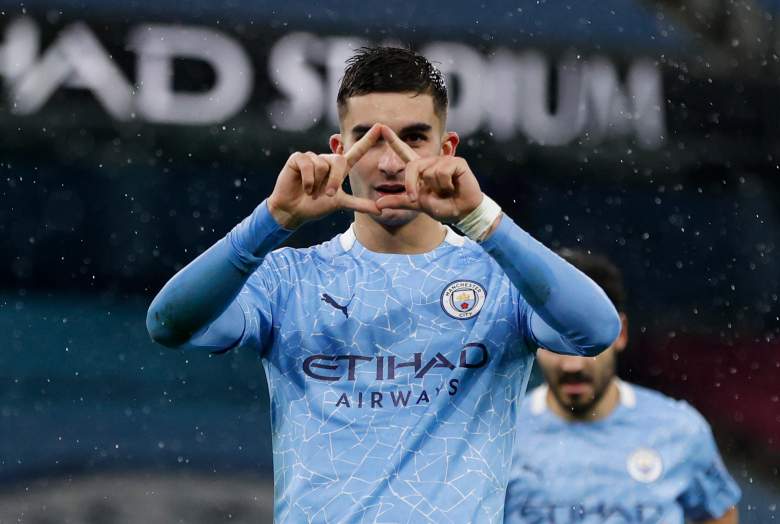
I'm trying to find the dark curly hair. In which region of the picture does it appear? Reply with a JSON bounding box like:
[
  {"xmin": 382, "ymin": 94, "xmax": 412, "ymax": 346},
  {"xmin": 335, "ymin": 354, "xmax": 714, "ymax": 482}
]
[{"xmin": 337, "ymin": 46, "xmax": 448, "ymax": 124}]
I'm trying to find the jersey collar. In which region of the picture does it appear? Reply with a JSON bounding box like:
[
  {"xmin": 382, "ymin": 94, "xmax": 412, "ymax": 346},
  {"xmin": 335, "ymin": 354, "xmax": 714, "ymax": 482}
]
[
  {"xmin": 338, "ymin": 223, "xmax": 465, "ymax": 252},
  {"xmin": 529, "ymin": 379, "xmax": 636, "ymax": 416}
]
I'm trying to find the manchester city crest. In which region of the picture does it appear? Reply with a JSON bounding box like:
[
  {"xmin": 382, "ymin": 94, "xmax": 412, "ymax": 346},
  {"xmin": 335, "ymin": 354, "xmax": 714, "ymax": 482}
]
[
  {"xmin": 441, "ymin": 280, "xmax": 487, "ymax": 319},
  {"xmin": 626, "ymin": 447, "xmax": 663, "ymax": 483}
]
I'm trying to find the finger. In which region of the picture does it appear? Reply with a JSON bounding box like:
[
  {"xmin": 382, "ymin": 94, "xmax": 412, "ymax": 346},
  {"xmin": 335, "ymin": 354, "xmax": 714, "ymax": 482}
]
[
  {"xmin": 304, "ymin": 151, "xmax": 330, "ymax": 197},
  {"xmin": 322, "ymin": 154, "xmax": 349, "ymax": 197},
  {"xmin": 405, "ymin": 157, "xmax": 437, "ymax": 202},
  {"xmin": 307, "ymin": 152, "xmax": 330, "ymax": 196},
  {"xmin": 375, "ymin": 193, "xmax": 420, "ymax": 211},
  {"xmin": 336, "ymin": 191, "xmax": 381, "ymax": 216},
  {"xmin": 344, "ymin": 123, "xmax": 383, "ymax": 168},
  {"xmin": 421, "ymin": 167, "xmax": 443, "ymax": 195},
  {"xmin": 380, "ymin": 125, "xmax": 420, "ymax": 163},
  {"xmin": 434, "ymin": 162, "xmax": 457, "ymax": 194},
  {"xmin": 293, "ymin": 153, "xmax": 316, "ymax": 195},
  {"xmin": 405, "ymin": 160, "xmax": 421, "ymax": 202}
]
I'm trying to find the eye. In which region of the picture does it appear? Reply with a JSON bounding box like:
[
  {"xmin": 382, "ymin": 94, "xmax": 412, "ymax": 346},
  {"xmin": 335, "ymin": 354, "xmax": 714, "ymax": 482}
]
[{"xmin": 403, "ymin": 133, "xmax": 427, "ymax": 146}]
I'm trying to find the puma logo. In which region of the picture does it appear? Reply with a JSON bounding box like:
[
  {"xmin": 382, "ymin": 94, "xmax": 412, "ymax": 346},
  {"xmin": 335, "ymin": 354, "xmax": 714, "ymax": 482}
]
[{"xmin": 321, "ymin": 293, "xmax": 350, "ymax": 319}]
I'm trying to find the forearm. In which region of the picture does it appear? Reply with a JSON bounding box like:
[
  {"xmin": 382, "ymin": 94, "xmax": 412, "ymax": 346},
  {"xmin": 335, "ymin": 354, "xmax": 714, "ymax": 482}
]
[
  {"xmin": 146, "ymin": 200, "xmax": 291, "ymax": 348},
  {"xmin": 479, "ymin": 213, "xmax": 620, "ymax": 356}
]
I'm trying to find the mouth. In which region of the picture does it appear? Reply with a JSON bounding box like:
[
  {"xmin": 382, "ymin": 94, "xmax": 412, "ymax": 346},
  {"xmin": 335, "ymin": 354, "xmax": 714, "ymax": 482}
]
[
  {"xmin": 560, "ymin": 382, "xmax": 592, "ymax": 396},
  {"xmin": 374, "ymin": 184, "xmax": 406, "ymax": 197},
  {"xmin": 557, "ymin": 375, "xmax": 593, "ymax": 396}
]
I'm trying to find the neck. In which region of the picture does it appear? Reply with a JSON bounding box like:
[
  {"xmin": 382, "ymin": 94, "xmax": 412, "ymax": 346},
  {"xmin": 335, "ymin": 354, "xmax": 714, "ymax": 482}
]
[
  {"xmin": 547, "ymin": 378, "xmax": 621, "ymax": 422},
  {"xmin": 353, "ymin": 212, "xmax": 446, "ymax": 254}
]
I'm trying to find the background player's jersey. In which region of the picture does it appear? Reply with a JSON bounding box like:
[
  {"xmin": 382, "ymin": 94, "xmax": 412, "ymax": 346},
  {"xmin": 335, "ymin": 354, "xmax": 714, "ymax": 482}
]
[
  {"xmin": 505, "ymin": 382, "xmax": 741, "ymax": 524},
  {"xmin": 237, "ymin": 225, "xmax": 535, "ymax": 523}
]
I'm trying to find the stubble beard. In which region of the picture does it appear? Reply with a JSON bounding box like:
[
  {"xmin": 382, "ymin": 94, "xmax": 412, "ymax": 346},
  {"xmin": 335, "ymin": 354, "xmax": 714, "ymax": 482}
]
[{"xmin": 370, "ymin": 208, "xmax": 420, "ymax": 228}]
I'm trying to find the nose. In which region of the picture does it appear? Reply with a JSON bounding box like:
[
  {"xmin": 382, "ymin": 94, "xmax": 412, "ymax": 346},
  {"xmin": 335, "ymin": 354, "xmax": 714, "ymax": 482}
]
[
  {"xmin": 377, "ymin": 143, "xmax": 405, "ymax": 177},
  {"xmin": 559, "ymin": 355, "xmax": 587, "ymax": 373}
]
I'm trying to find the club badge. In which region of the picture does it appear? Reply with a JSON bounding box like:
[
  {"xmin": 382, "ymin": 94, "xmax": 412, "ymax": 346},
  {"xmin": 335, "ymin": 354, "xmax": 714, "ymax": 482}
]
[
  {"xmin": 441, "ymin": 280, "xmax": 486, "ymax": 319},
  {"xmin": 627, "ymin": 447, "xmax": 663, "ymax": 483}
]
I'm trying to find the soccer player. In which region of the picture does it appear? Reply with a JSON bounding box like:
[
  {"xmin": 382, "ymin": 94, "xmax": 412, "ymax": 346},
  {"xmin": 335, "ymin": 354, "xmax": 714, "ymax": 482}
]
[
  {"xmin": 504, "ymin": 249, "xmax": 741, "ymax": 524},
  {"xmin": 146, "ymin": 47, "xmax": 620, "ymax": 522}
]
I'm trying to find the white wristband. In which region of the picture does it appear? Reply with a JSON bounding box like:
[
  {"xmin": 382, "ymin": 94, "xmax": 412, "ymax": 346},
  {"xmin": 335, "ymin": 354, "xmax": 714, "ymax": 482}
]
[{"xmin": 455, "ymin": 194, "xmax": 502, "ymax": 242}]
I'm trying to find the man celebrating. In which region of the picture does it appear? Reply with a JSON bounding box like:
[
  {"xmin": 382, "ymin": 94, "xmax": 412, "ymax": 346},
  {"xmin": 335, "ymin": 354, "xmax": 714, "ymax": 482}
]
[
  {"xmin": 146, "ymin": 47, "xmax": 619, "ymax": 522},
  {"xmin": 504, "ymin": 250, "xmax": 740, "ymax": 524}
]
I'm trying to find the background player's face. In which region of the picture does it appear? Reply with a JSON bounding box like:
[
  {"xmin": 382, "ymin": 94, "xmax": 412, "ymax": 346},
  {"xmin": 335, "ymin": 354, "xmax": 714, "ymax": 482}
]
[
  {"xmin": 330, "ymin": 92, "xmax": 457, "ymax": 227},
  {"xmin": 537, "ymin": 313, "xmax": 628, "ymax": 417}
]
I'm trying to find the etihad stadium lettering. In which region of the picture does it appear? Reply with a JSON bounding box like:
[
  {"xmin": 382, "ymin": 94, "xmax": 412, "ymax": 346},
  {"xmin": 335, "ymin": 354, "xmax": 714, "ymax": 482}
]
[
  {"xmin": 0, "ymin": 17, "xmax": 665, "ymax": 147},
  {"xmin": 303, "ymin": 343, "xmax": 489, "ymax": 382}
]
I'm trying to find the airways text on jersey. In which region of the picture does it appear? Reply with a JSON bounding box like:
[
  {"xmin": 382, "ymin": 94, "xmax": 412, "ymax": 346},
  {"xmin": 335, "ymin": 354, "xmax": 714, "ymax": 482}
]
[{"xmin": 303, "ymin": 343, "xmax": 489, "ymax": 410}]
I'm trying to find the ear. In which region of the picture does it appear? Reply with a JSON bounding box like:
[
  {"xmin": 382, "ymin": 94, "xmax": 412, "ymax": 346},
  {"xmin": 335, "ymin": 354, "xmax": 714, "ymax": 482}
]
[
  {"xmin": 613, "ymin": 313, "xmax": 629, "ymax": 353},
  {"xmin": 330, "ymin": 133, "xmax": 344, "ymax": 155},
  {"xmin": 441, "ymin": 131, "xmax": 459, "ymax": 156}
]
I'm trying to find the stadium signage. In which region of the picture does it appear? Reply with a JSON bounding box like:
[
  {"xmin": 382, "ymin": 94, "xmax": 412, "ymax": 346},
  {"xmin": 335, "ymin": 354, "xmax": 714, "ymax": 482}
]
[
  {"xmin": 0, "ymin": 17, "xmax": 253, "ymax": 124},
  {"xmin": 0, "ymin": 16, "xmax": 665, "ymax": 147}
]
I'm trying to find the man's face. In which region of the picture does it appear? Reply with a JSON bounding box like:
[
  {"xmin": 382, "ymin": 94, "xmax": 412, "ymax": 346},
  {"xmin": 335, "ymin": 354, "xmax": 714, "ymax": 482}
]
[
  {"xmin": 536, "ymin": 314, "xmax": 627, "ymax": 417},
  {"xmin": 537, "ymin": 347, "xmax": 617, "ymax": 417},
  {"xmin": 331, "ymin": 92, "xmax": 456, "ymax": 227}
]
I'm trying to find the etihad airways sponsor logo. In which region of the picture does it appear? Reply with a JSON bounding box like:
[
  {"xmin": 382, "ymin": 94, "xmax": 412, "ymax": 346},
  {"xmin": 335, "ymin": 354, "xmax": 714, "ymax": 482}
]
[
  {"xmin": 511, "ymin": 503, "xmax": 665, "ymax": 523},
  {"xmin": 304, "ymin": 343, "xmax": 489, "ymax": 410},
  {"xmin": 302, "ymin": 343, "xmax": 489, "ymax": 382},
  {"xmin": 333, "ymin": 380, "xmax": 461, "ymax": 410}
]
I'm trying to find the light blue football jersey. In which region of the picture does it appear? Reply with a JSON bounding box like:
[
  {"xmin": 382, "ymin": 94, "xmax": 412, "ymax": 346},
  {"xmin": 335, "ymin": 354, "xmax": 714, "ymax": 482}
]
[
  {"xmin": 236, "ymin": 224, "xmax": 536, "ymax": 523},
  {"xmin": 505, "ymin": 382, "xmax": 741, "ymax": 524}
]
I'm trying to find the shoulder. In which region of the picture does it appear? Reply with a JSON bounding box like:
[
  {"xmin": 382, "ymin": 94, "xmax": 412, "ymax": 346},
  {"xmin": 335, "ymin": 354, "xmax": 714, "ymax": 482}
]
[
  {"xmin": 264, "ymin": 232, "xmax": 347, "ymax": 268},
  {"xmin": 512, "ymin": 386, "xmax": 552, "ymax": 454},
  {"xmin": 519, "ymin": 384, "xmax": 549, "ymax": 417},
  {"xmin": 456, "ymin": 232, "xmax": 503, "ymax": 262},
  {"xmin": 626, "ymin": 382, "xmax": 711, "ymax": 435},
  {"xmin": 443, "ymin": 230, "xmax": 519, "ymax": 293},
  {"xmin": 247, "ymin": 231, "xmax": 349, "ymax": 286}
]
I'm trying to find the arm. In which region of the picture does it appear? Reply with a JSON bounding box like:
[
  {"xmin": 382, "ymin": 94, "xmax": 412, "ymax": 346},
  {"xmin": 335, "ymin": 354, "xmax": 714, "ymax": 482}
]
[
  {"xmin": 146, "ymin": 125, "xmax": 383, "ymax": 350},
  {"xmin": 146, "ymin": 200, "xmax": 291, "ymax": 349},
  {"xmin": 372, "ymin": 125, "xmax": 619, "ymax": 357},
  {"xmin": 480, "ymin": 213, "xmax": 620, "ymax": 356},
  {"xmin": 678, "ymin": 406, "xmax": 742, "ymax": 523}
]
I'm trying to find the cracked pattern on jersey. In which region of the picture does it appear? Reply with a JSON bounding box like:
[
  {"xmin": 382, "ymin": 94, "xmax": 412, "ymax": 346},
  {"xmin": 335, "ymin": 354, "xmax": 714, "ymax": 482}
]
[
  {"xmin": 237, "ymin": 232, "xmax": 535, "ymax": 523},
  {"xmin": 505, "ymin": 384, "xmax": 742, "ymax": 524}
]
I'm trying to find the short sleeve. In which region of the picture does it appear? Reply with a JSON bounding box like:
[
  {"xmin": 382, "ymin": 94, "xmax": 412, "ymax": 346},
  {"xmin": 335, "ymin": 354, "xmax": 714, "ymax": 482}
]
[{"xmin": 677, "ymin": 406, "xmax": 741, "ymax": 520}]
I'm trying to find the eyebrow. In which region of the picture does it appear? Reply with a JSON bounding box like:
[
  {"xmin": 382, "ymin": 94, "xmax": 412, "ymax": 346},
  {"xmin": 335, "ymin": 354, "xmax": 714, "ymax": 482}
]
[{"xmin": 351, "ymin": 123, "xmax": 433, "ymax": 137}]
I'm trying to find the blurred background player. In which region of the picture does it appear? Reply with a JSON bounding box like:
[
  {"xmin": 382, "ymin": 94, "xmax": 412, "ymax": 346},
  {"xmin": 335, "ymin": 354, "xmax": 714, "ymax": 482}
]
[
  {"xmin": 146, "ymin": 47, "xmax": 619, "ymax": 522},
  {"xmin": 504, "ymin": 249, "xmax": 741, "ymax": 524}
]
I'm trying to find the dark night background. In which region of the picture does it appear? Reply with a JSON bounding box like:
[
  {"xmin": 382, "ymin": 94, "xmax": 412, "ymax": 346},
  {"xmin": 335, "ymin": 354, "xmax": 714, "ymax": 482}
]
[{"xmin": 1, "ymin": 1, "xmax": 778, "ymax": 521}]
